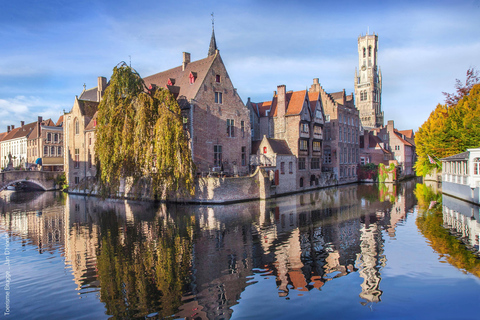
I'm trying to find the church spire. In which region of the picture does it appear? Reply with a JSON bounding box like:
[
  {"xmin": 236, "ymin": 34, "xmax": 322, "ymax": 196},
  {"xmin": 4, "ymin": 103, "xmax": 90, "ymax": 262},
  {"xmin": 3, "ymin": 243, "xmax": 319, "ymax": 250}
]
[{"xmin": 208, "ymin": 12, "xmax": 218, "ymax": 56}]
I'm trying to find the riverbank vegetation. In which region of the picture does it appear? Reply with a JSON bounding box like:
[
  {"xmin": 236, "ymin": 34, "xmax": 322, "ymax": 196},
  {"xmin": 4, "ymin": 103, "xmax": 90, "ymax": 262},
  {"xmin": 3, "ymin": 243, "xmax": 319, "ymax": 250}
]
[
  {"xmin": 95, "ymin": 63, "xmax": 195, "ymax": 199},
  {"xmin": 415, "ymin": 68, "xmax": 480, "ymax": 176}
]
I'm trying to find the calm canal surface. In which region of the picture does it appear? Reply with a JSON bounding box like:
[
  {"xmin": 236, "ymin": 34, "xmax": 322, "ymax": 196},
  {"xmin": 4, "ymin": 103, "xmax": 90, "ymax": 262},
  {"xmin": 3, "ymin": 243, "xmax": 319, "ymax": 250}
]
[{"xmin": 1, "ymin": 180, "xmax": 479, "ymax": 319}]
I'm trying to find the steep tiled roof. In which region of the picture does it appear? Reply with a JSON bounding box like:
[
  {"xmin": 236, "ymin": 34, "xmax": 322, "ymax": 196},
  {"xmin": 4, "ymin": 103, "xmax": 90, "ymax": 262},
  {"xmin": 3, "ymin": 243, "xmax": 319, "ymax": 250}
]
[
  {"xmin": 143, "ymin": 54, "xmax": 217, "ymax": 104},
  {"xmin": 56, "ymin": 115, "xmax": 64, "ymax": 127},
  {"xmin": 2, "ymin": 121, "xmax": 37, "ymax": 141},
  {"xmin": 79, "ymin": 87, "xmax": 99, "ymax": 102},
  {"xmin": 0, "ymin": 132, "xmax": 7, "ymax": 142},
  {"xmin": 398, "ymin": 129, "xmax": 414, "ymax": 139},
  {"xmin": 78, "ymin": 100, "xmax": 99, "ymax": 119},
  {"xmin": 256, "ymin": 101, "xmax": 272, "ymax": 117},
  {"xmin": 308, "ymin": 91, "xmax": 319, "ymax": 110},
  {"xmin": 394, "ymin": 131, "xmax": 413, "ymax": 147},
  {"xmin": 441, "ymin": 152, "xmax": 469, "ymax": 161},
  {"xmin": 85, "ymin": 112, "xmax": 98, "ymax": 131},
  {"xmin": 268, "ymin": 139, "xmax": 293, "ymax": 155},
  {"xmin": 251, "ymin": 140, "xmax": 262, "ymax": 154},
  {"xmin": 286, "ymin": 90, "xmax": 307, "ymax": 116}
]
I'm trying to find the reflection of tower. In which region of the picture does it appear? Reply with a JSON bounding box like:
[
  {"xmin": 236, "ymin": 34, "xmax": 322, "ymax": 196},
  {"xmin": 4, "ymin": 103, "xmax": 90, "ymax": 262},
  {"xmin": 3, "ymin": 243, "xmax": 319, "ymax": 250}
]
[{"xmin": 356, "ymin": 214, "xmax": 385, "ymax": 304}]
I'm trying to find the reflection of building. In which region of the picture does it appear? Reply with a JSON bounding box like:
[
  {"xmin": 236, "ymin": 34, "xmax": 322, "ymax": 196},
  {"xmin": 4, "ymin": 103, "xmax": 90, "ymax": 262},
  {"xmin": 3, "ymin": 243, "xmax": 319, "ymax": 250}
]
[
  {"xmin": 442, "ymin": 194, "xmax": 480, "ymax": 253},
  {"xmin": 441, "ymin": 148, "xmax": 480, "ymax": 205}
]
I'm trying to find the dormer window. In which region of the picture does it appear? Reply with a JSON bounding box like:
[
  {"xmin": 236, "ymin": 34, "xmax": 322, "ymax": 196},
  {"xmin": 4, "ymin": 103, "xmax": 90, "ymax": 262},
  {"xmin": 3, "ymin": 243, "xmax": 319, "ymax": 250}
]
[
  {"xmin": 167, "ymin": 78, "xmax": 175, "ymax": 86},
  {"xmin": 189, "ymin": 72, "xmax": 197, "ymax": 84},
  {"xmin": 216, "ymin": 74, "xmax": 221, "ymax": 83}
]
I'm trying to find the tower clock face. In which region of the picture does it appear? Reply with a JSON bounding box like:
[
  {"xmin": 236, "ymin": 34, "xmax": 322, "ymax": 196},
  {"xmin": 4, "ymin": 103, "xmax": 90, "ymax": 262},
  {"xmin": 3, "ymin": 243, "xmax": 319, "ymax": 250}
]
[{"xmin": 361, "ymin": 65, "xmax": 366, "ymax": 71}]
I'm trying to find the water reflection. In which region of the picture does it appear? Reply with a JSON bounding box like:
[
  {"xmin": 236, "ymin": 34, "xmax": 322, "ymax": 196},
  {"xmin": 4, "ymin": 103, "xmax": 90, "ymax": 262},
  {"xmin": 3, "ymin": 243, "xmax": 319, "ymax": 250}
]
[{"xmin": 0, "ymin": 180, "xmax": 423, "ymax": 319}]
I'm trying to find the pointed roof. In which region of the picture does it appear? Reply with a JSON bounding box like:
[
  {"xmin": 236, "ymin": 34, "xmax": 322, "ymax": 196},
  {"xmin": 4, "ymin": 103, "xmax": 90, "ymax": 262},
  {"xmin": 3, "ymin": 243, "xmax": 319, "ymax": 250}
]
[
  {"xmin": 56, "ymin": 115, "xmax": 64, "ymax": 127},
  {"xmin": 0, "ymin": 132, "xmax": 7, "ymax": 142},
  {"xmin": 143, "ymin": 54, "xmax": 217, "ymax": 104},
  {"xmin": 208, "ymin": 29, "xmax": 218, "ymax": 56}
]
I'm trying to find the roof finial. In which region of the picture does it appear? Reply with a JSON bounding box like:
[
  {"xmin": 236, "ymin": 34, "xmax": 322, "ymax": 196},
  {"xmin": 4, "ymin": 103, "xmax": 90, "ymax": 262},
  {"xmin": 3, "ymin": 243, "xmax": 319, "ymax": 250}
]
[
  {"xmin": 211, "ymin": 12, "xmax": 214, "ymax": 31},
  {"xmin": 208, "ymin": 13, "xmax": 218, "ymax": 56},
  {"xmin": 83, "ymin": 83, "xmax": 86, "ymax": 91}
]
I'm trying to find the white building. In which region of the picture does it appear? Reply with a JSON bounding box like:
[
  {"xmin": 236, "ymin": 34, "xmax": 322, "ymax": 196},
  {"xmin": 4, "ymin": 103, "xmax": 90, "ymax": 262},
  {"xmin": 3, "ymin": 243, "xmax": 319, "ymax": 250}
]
[{"xmin": 441, "ymin": 148, "xmax": 480, "ymax": 204}]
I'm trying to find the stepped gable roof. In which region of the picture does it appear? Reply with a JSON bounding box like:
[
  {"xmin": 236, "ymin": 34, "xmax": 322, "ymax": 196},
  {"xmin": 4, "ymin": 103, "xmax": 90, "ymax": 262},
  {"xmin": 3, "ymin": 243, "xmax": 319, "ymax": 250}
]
[
  {"xmin": 441, "ymin": 152, "xmax": 469, "ymax": 161},
  {"xmin": 330, "ymin": 91, "xmax": 344, "ymax": 102},
  {"xmin": 85, "ymin": 112, "xmax": 98, "ymax": 131},
  {"xmin": 143, "ymin": 54, "xmax": 217, "ymax": 103}
]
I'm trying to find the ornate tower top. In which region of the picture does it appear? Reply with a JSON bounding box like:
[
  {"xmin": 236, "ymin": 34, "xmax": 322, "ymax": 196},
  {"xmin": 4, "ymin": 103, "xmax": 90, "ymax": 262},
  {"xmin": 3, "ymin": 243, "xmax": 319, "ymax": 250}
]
[
  {"xmin": 208, "ymin": 13, "xmax": 218, "ymax": 56},
  {"xmin": 355, "ymin": 31, "xmax": 383, "ymax": 128}
]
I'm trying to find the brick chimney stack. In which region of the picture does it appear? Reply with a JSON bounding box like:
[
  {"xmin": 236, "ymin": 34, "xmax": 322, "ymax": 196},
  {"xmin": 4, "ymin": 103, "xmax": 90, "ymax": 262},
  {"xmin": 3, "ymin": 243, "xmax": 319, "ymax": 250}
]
[
  {"xmin": 21, "ymin": 121, "xmax": 25, "ymax": 127},
  {"xmin": 276, "ymin": 85, "xmax": 286, "ymax": 118},
  {"xmin": 97, "ymin": 76, "xmax": 107, "ymax": 101},
  {"xmin": 11, "ymin": 125, "xmax": 15, "ymax": 130},
  {"xmin": 182, "ymin": 52, "xmax": 191, "ymax": 71},
  {"xmin": 7, "ymin": 126, "xmax": 10, "ymax": 133}
]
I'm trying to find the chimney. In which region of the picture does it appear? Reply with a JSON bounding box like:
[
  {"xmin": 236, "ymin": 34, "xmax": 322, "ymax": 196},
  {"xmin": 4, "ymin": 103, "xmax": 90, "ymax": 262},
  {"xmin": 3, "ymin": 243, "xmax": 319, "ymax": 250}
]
[
  {"xmin": 97, "ymin": 76, "xmax": 107, "ymax": 101},
  {"xmin": 21, "ymin": 121, "xmax": 25, "ymax": 127},
  {"xmin": 313, "ymin": 78, "xmax": 319, "ymax": 85},
  {"xmin": 7, "ymin": 126, "xmax": 10, "ymax": 133},
  {"xmin": 277, "ymin": 85, "xmax": 287, "ymax": 118},
  {"xmin": 37, "ymin": 116, "xmax": 42, "ymax": 137},
  {"xmin": 11, "ymin": 125, "xmax": 15, "ymax": 130},
  {"xmin": 38, "ymin": 116, "xmax": 43, "ymax": 123},
  {"xmin": 182, "ymin": 52, "xmax": 191, "ymax": 71},
  {"xmin": 310, "ymin": 78, "xmax": 320, "ymax": 92}
]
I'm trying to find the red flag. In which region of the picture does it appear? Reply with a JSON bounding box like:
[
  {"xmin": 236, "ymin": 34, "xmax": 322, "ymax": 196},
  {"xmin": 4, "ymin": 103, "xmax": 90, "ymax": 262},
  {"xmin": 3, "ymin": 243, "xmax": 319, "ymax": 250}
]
[{"xmin": 428, "ymin": 155, "xmax": 435, "ymax": 164}]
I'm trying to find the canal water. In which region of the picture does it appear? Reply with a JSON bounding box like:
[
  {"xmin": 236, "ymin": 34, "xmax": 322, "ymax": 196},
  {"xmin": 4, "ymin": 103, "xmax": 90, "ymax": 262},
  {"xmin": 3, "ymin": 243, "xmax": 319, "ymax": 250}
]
[{"xmin": 0, "ymin": 180, "xmax": 479, "ymax": 319}]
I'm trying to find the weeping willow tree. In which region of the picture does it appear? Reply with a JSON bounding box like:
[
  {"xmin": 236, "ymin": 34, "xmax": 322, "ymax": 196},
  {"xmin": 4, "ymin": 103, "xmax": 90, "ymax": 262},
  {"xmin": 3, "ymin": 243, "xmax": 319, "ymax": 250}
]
[{"xmin": 95, "ymin": 62, "xmax": 195, "ymax": 199}]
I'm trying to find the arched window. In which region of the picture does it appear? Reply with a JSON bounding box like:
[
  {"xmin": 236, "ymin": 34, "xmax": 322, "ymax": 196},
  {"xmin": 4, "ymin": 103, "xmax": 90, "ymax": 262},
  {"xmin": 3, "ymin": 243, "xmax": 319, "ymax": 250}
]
[
  {"xmin": 474, "ymin": 158, "xmax": 480, "ymax": 175},
  {"xmin": 54, "ymin": 133, "xmax": 58, "ymax": 142},
  {"xmin": 44, "ymin": 146, "xmax": 48, "ymax": 155},
  {"xmin": 368, "ymin": 46, "xmax": 372, "ymax": 57},
  {"xmin": 51, "ymin": 146, "xmax": 55, "ymax": 155},
  {"xmin": 299, "ymin": 177, "xmax": 304, "ymax": 188},
  {"xmin": 75, "ymin": 118, "xmax": 79, "ymax": 135},
  {"xmin": 57, "ymin": 146, "xmax": 62, "ymax": 156},
  {"xmin": 47, "ymin": 133, "xmax": 51, "ymax": 141},
  {"xmin": 363, "ymin": 47, "xmax": 366, "ymax": 58}
]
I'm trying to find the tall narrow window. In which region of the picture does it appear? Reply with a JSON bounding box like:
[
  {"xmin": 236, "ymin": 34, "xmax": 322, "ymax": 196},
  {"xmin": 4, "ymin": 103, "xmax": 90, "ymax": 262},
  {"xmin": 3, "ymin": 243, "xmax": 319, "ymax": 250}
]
[
  {"xmin": 75, "ymin": 119, "xmax": 79, "ymax": 135},
  {"xmin": 241, "ymin": 146, "xmax": 246, "ymax": 166},
  {"xmin": 215, "ymin": 92, "xmax": 223, "ymax": 104},
  {"xmin": 299, "ymin": 139, "xmax": 308, "ymax": 151},
  {"xmin": 57, "ymin": 146, "xmax": 62, "ymax": 156},
  {"xmin": 289, "ymin": 162, "xmax": 293, "ymax": 174},
  {"xmin": 51, "ymin": 146, "xmax": 55, "ymax": 156},
  {"xmin": 313, "ymin": 141, "xmax": 321, "ymax": 152},
  {"xmin": 227, "ymin": 119, "xmax": 235, "ymax": 137},
  {"xmin": 47, "ymin": 133, "xmax": 51, "ymax": 142},
  {"xmin": 474, "ymin": 158, "xmax": 480, "ymax": 175},
  {"xmin": 54, "ymin": 133, "xmax": 58, "ymax": 142},
  {"xmin": 215, "ymin": 74, "xmax": 221, "ymax": 83},
  {"xmin": 88, "ymin": 151, "xmax": 92, "ymax": 169},
  {"xmin": 44, "ymin": 146, "xmax": 48, "ymax": 155},
  {"xmin": 298, "ymin": 157, "xmax": 306, "ymax": 170},
  {"xmin": 241, "ymin": 120, "xmax": 245, "ymax": 138},
  {"xmin": 368, "ymin": 46, "xmax": 372, "ymax": 57},
  {"xmin": 363, "ymin": 47, "xmax": 366, "ymax": 58},
  {"xmin": 280, "ymin": 162, "xmax": 285, "ymax": 174},
  {"xmin": 214, "ymin": 145, "xmax": 222, "ymax": 166},
  {"xmin": 74, "ymin": 148, "xmax": 80, "ymax": 168}
]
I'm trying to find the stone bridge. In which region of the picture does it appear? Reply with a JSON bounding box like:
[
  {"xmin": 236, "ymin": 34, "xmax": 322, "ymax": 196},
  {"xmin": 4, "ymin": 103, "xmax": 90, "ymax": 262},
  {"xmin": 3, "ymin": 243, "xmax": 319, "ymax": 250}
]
[{"xmin": 0, "ymin": 171, "xmax": 63, "ymax": 192}]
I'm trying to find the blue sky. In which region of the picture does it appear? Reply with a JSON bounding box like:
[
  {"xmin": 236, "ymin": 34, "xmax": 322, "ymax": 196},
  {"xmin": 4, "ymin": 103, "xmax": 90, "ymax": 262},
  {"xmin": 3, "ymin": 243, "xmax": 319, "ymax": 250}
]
[{"xmin": 0, "ymin": 0, "xmax": 479, "ymax": 132}]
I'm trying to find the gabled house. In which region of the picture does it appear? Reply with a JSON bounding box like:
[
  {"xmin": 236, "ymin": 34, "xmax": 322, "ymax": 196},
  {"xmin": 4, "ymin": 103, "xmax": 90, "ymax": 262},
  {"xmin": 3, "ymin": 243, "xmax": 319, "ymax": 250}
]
[
  {"xmin": 27, "ymin": 117, "xmax": 63, "ymax": 171},
  {"xmin": 65, "ymin": 32, "xmax": 251, "ymax": 188},
  {"xmin": 309, "ymin": 78, "xmax": 360, "ymax": 184},
  {"xmin": 359, "ymin": 130, "xmax": 393, "ymax": 165},
  {"xmin": 143, "ymin": 33, "xmax": 250, "ymax": 175},
  {"xmin": 250, "ymin": 84, "xmax": 326, "ymax": 189}
]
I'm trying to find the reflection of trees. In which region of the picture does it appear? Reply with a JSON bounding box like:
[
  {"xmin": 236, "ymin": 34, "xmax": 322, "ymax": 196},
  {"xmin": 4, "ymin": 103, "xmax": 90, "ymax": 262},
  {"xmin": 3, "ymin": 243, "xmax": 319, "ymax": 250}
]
[
  {"xmin": 415, "ymin": 184, "xmax": 480, "ymax": 278},
  {"xmin": 96, "ymin": 209, "xmax": 194, "ymax": 319}
]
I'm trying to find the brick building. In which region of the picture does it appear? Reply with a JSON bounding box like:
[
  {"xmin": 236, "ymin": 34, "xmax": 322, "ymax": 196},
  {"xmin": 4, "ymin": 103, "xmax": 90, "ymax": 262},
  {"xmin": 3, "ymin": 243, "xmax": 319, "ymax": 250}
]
[
  {"xmin": 309, "ymin": 79, "xmax": 360, "ymax": 184},
  {"xmin": 359, "ymin": 130, "xmax": 392, "ymax": 166},
  {"xmin": 65, "ymin": 32, "xmax": 251, "ymax": 188},
  {"xmin": 27, "ymin": 117, "xmax": 64, "ymax": 171},
  {"xmin": 248, "ymin": 83, "xmax": 325, "ymax": 189},
  {"xmin": 379, "ymin": 121, "xmax": 416, "ymax": 176}
]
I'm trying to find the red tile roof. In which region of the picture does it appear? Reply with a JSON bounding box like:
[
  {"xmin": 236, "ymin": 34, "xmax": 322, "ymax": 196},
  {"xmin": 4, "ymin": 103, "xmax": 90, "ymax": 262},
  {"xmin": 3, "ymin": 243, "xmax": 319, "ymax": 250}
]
[
  {"xmin": 56, "ymin": 115, "xmax": 64, "ymax": 127},
  {"xmin": 286, "ymin": 90, "xmax": 307, "ymax": 116},
  {"xmin": 143, "ymin": 54, "xmax": 217, "ymax": 103}
]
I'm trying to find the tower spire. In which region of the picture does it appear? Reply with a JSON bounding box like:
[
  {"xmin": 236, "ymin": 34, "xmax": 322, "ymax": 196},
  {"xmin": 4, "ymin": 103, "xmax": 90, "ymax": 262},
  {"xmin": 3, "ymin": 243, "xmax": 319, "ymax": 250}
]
[{"xmin": 208, "ymin": 12, "xmax": 218, "ymax": 56}]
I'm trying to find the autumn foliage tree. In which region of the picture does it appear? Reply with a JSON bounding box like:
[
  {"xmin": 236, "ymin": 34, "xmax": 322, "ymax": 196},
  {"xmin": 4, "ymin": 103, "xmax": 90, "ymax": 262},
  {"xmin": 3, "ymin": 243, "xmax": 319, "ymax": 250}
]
[
  {"xmin": 415, "ymin": 68, "xmax": 480, "ymax": 176},
  {"xmin": 95, "ymin": 62, "xmax": 195, "ymax": 199}
]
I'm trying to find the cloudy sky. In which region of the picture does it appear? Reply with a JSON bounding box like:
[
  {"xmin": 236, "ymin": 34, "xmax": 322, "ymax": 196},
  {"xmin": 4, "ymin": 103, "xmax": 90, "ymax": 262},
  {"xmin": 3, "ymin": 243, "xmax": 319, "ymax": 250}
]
[{"xmin": 1, "ymin": 0, "xmax": 479, "ymax": 132}]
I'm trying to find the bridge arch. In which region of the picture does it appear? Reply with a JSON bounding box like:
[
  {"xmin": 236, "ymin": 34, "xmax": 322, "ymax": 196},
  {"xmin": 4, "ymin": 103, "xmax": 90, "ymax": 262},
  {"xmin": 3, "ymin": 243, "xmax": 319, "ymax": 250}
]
[
  {"xmin": 0, "ymin": 171, "xmax": 61, "ymax": 192},
  {"xmin": 0, "ymin": 179, "xmax": 48, "ymax": 192}
]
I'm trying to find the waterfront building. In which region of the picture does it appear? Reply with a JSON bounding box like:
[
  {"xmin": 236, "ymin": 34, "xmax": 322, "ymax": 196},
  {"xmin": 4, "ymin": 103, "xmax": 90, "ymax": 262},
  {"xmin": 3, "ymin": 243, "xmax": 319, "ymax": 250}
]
[
  {"xmin": 27, "ymin": 117, "xmax": 64, "ymax": 171},
  {"xmin": 441, "ymin": 147, "xmax": 480, "ymax": 205},
  {"xmin": 1, "ymin": 121, "xmax": 41, "ymax": 169},
  {"xmin": 355, "ymin": 32, "xmax": 383, "ymax": 129},
  {"xmin": 248, "ymin": 83, "xmax": 326, "ymax": 189},
  {"xmin": 65, "ymin": 31, "xmax": 250, "ymax": 188},
  {"xmin": 309, "ymin": 79, "xmax": 360, "ymax": 184},
  {"xmin": 359, "ymin": 129, "xmax": 392, "ymax": 165}
]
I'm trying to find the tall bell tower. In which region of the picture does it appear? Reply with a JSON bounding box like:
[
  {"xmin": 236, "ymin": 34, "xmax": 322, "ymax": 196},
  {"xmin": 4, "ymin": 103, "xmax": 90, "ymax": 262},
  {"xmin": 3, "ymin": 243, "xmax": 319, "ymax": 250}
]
[{"xmin": 355, "ymin": 32, "xmax": 383, "ymax": 128}]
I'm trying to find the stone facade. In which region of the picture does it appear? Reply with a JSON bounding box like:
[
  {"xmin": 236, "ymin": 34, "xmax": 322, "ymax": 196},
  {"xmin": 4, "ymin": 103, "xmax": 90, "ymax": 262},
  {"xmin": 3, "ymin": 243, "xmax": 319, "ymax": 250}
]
[
  {"xmin": 309, "ymin": 79, "xmax": 360, "ymax": 184},
  {"xmin": 355, "ymin": 32, "xmax": 383, "ymax": 129}
]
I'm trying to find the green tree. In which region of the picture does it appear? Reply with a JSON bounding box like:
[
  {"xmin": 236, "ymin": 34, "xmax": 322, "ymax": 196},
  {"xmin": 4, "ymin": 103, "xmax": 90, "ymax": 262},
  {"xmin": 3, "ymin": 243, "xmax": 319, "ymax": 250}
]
[
  {"xmin": 415, "ymin": 81, "xmax": 480, "ymax": 176},
  {"xmin": 95, "ymin": 63, "xmax": 195, "ymax": 199}
]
